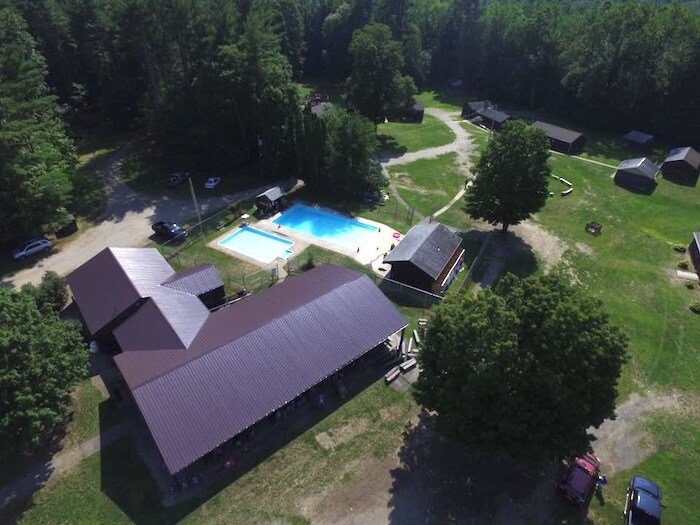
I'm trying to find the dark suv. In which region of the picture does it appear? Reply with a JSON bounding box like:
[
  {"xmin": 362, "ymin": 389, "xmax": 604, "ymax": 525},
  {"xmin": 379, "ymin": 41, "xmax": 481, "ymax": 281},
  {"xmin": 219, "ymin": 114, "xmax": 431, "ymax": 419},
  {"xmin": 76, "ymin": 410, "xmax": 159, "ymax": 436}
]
[
  {"xmin": 558, "ymin": 451, "xmax": 600, "ymax": 505},
  {"xmin": 623, "ymin": 477, "xmax": 663, "ymax": 524},
  {"xmin": 151, "ymin": 221, "xmax": 188, "ymax": 242}
]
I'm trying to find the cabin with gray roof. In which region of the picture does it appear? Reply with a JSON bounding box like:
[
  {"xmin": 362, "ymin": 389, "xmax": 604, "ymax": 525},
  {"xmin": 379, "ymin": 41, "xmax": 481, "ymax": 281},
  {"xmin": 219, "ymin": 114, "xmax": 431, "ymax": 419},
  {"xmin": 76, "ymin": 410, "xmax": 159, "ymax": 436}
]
[
  {"xmin": 623, "ymin": 130, "xmax": 654, "ymax": 149},
  {"xmin": 614, "ymin": 158, "xmax": 660, "ymax": 192},
  {"xmin": 255, "ymin": 186, "xmax": 285, "ymax": 214},
  {"xmin": 532, "ymin": 121, "xmax": 585, "ymax": 154},
  {"xmin": 476, "ymin": 107, "xmax": 511, "ymax": 131},
  {"xmin": 689, "ymin": 232, "xmax": 700, "ymax": 276},
  {"xmin": 661, "ymin": 147, "xmax": 700, "ymax": 186},
  {"xmin": 383, "ymin": 220, "xmax": 464, "ymax": 294},
  {"xmin": 462, "ymin": 100, "xmax": 492, "ymax": 118},
  {"xmin": 67, "ymin": 249, "xmax": 406, "ymax": 475}
]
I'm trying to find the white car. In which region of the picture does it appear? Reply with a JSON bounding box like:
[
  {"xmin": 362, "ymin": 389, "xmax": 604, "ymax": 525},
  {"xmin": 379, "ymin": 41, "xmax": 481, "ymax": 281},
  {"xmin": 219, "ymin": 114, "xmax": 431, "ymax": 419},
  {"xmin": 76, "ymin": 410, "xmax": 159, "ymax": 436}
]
[
  {"xmin": 204, "ymin": 177, "xmax": 221, "ymax": 189},
  {"xmin": 12, "ymin": 237, "xmax": 53, "ymax": 260}
]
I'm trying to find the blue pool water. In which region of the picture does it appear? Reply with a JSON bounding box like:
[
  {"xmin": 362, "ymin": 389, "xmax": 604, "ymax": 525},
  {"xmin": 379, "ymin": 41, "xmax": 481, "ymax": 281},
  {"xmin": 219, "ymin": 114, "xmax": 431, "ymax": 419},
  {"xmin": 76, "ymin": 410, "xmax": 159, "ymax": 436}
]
[
  {"xmin": 273, "ymin": 204, "xmax": 378, "ymax": 251},
  {"xmin": 218, "ymin": 226, "xmax": 294, "ymax": 264}
]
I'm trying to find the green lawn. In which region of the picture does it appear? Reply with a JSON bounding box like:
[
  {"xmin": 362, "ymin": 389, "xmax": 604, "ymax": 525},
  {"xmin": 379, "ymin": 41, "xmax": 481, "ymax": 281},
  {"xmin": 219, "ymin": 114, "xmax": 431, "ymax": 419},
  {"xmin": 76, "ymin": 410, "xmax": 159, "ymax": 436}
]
[
  {"xmin": 377, "ymin": 113, "xmax": 455, "ymax": 155},
  {"xmin": 389, "ymin": 152, "xmax": 464, "ymax": 217},
  {"xmin": 414, "ymin": 90, "xmax": 464, "ymax": 112},
  {"xmin": 591, "ymin": 414, "xmax": 700, "ymax": 525},
  {"xmin": 16, "ymin": 382, "xmax": 417, "ymax": 525}
]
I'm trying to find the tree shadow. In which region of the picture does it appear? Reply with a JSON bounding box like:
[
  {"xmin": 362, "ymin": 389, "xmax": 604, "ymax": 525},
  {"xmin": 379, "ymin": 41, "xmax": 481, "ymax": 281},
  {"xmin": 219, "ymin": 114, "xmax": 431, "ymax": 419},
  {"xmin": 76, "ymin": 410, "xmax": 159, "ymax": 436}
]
[
  {"xmin": 376, "ymin": 134, "xmax": 408, "ymax": 160},
  {"xmin": 469, "ymin": 230, "xmax": 539, "ymax": 289},
  {"xmin": 387, "ymin": 413, "xmax": 595, "ymax": 525},
  {"xmin": 99, "ymin": 345, "xmax": 399, "ymax": 524}
]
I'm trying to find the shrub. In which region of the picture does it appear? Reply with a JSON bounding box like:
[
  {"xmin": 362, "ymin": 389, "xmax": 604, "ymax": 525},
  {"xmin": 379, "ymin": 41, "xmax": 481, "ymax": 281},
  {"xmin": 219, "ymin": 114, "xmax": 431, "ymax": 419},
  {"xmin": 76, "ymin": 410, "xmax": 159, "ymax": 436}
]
[
  {"xmin": 690, "ymin": 301, "xmax": 700, "ymax": 314},
  {"xmin": 677, "ymin": 261, "xmax": 689, "ymax": 270},
  {"xmin": 672, "ymin": 243, "xmax": 687, "ymax": 253},
  {"xmin": 686, "ymin": 282, "xmax": 695, "ymax": 290},
  {"xmin": 20, "ymin": 271, "xmax": 68, "ymax": 313},
  {"xmin": 301, "ymin": 252, "xmax": 315, "ymax": 271}
]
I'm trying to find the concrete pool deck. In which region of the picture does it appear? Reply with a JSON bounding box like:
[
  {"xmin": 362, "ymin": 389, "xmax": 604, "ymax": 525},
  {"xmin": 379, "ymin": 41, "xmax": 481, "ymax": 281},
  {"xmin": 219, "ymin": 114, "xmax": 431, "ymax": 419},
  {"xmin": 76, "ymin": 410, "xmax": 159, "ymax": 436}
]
[
  {"xmin": 256, "ymin": 212, "xmax": 401, "ymax": 268},
  {"xmin": 206, "ymin": 209, "xmax": 403, "ymax": 276}
]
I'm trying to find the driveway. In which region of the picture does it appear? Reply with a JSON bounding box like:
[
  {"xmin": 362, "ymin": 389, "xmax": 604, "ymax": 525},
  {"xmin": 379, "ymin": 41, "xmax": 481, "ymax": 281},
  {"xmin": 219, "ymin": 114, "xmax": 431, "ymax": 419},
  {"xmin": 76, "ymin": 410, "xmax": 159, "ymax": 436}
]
[{"xmin": 3, "ymin": 146, "xmax": 278, "ymax": 287}]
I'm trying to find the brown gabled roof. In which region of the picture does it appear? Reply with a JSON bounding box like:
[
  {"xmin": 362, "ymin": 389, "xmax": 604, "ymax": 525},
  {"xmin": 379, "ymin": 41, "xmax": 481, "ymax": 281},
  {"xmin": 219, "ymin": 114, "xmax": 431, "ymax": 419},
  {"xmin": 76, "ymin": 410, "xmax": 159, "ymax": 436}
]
[{"xmin": 113, "ymin": 264, "xmax": 407, "ymax": 474}]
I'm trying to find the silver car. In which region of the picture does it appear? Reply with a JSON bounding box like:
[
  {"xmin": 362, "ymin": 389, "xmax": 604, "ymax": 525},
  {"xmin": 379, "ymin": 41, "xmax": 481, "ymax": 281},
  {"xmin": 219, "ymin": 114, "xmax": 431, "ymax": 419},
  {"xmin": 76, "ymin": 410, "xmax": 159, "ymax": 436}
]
[{"xmin": 12, "ymin": 237, "xmax": 53, "ymax": 260}]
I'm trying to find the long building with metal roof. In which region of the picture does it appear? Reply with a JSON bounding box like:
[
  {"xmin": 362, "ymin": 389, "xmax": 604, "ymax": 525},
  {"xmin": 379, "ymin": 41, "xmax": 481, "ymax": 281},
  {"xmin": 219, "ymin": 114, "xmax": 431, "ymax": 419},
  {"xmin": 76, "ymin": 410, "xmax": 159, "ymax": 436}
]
[{"xmin": 68, "ymin": 249, "xmax": 407, "ymax": 474}]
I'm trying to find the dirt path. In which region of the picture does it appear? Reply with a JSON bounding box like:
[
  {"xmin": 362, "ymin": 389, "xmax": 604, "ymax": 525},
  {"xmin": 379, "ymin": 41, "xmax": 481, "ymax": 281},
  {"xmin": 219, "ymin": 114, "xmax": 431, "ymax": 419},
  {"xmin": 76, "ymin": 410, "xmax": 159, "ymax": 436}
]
[
  {"xmin": 3, "ymin": 146, "xmax": 281, "ymax": 287},
  {"xmin": 0, "ymin": 421, "xmax": 130, "ymax": 511}
]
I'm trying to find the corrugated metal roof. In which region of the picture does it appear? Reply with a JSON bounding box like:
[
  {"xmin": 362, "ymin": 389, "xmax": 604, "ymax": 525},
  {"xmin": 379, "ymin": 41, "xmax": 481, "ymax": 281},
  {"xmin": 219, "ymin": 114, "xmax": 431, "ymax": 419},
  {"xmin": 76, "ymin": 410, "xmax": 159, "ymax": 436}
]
[
  {"xmin": 115, "ymin": 264, "xmax": 407, "ymax": 474},
  {"xmin": 161, "ymin": 264, "xmax": 224, "ymax": 296},
  {"xmin": 477, "ymin": 107, "xmax": 511, "ymax": 124},
  {"xmin": 532, "ymin": 121, "xmax": 584, "ymax": 145},
  {"xmin": 623, "ymin": 130, "xmax": 654, "ymax": 144},
  {"xmin": 617, "ymin": 158, "xmax": 659, "ymax": 179},
  {"xmin": 664, "ymin": 147, "xmax": 700, "ymax": 170},
  {"xmin": 256, "ymin": 186, "xmax": 285, "ymax": 201},
  {"xmin": 384, "ymin": 221, "xmax": 462, "ymax": 280},
  {"xmin": 66, "ymin": 247, "xmax": 175, "ymax": 335}
]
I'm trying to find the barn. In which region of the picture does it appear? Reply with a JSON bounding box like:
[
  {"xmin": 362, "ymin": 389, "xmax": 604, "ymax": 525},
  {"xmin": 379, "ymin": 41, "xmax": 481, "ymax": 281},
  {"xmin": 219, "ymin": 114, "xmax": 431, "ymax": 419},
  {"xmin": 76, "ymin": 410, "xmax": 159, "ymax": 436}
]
[
  {"xmin": 614, "ymin": 158, "xmax": 660, "ymax": 192},
  {"xmin": 531, "ymin": 121, "xmax": 585, "ymax": 154},
  {"xmin": 383, "ymin": 221, "xmax": 464, "ymax": 294},
  {"xmin": 661, "ymin": 147, "xmax": 700, "ymax": 186},
  {"xmin": 67, "ymin": 248, "xmax": 407, "ymax": 476}
]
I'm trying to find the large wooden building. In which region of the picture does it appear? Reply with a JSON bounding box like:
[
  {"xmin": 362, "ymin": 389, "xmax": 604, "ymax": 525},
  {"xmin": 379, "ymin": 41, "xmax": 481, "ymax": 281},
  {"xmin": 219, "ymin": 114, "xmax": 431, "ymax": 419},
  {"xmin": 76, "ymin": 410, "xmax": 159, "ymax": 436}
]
[{"xmin": 384, "ymin": 221, "xmax": 464, "ymax": 294}]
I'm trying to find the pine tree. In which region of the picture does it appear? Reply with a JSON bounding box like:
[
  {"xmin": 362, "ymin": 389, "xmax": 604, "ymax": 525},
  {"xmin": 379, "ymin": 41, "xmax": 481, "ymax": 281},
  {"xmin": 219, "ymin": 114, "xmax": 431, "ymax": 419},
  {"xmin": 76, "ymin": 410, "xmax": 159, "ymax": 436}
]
[{"xmin": 0, "ymin": 8, "xmax": 75, "ymax": 241}]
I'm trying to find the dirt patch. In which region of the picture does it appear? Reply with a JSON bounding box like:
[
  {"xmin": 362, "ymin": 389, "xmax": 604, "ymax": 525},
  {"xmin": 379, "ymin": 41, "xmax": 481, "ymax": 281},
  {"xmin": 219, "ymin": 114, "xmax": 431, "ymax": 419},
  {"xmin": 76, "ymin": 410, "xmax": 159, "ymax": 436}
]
[
  {"xmin": 575, "ymin": 241, "xmax": 594, "ymax": 256},
  {"xmin": 315, "ymin": 418, "xmax": 369, "ymax": 451},
  {"xmin": 591, "ymin": 391, "xmax": 681, "ymax": 474},
  {"xmin": 509, "ymin": 221, "xmax": 566, "ymax": 271}
]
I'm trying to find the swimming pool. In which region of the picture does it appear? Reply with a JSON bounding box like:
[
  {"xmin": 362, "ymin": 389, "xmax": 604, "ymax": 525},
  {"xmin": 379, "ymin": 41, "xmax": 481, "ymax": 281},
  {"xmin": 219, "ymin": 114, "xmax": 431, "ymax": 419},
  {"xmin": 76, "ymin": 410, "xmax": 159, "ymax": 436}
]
[
  {"xmin": 218, "ymin": 226, "xmax": 294, "ymax": 264},
  {"xmin": 273, "ymin": 204, "xmax": 378, "ymax": 251}
]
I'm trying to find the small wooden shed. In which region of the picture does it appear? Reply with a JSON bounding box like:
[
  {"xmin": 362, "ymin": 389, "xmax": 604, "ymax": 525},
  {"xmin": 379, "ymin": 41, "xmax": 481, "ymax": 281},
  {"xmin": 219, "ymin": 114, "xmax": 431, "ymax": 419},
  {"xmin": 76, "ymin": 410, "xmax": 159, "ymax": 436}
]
[
  {"xmin": 661, "ymin": 147, "xmax": 700, "ymax": 186},
  {"xmin": 255, "ymin": 186, "xmax": 285, "ymax": 214},
  {"xmin": 614, "ymin": 158, "xmax": 659, "ymax": 193}
]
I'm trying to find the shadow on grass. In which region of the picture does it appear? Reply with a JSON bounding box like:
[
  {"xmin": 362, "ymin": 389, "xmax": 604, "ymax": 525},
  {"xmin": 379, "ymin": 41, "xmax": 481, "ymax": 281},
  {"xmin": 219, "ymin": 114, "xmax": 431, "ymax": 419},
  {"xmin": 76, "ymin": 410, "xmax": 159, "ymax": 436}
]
[
  {"xmin": 99, "ymin": 347, "xmax": 397, "ymax": 524},
  {"xmin": 387, "ymin": 413, "xmax": 595, "ymax": 525},
  {"xmin": 377, "ymin": 134, "xmax": 408, "ymax": 159}
]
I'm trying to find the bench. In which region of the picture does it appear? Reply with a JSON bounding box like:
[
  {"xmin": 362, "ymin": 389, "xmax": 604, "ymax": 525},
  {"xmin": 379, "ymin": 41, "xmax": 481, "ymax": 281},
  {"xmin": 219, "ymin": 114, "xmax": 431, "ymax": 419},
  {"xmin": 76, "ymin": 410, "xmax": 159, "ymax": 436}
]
[
  {"xmin": 559, "ymin": 177, "xmax": 573, "ymax": 187},
  {"xmin": 384, "ymin": 367, "xmax": 401, "ymax": 384},
  {"xmin": 400, "ymin": 358, "xmax": 417, "ymax": 373},
  {"xmin": 561, "ymin": 187, "xmax": 574, "ymax": 196},
  {"xmin": 418, "ymin": 318, "xmax": 428, "ymax": 327}
]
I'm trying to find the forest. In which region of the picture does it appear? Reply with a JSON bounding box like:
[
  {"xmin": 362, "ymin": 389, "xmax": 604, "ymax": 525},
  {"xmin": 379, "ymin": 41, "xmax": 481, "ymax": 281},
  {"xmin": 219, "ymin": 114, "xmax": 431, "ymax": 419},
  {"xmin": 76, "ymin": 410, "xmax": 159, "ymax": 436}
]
[{"xmin": 1, "ymin": 0, "xmax": 699, "ymax": 239}]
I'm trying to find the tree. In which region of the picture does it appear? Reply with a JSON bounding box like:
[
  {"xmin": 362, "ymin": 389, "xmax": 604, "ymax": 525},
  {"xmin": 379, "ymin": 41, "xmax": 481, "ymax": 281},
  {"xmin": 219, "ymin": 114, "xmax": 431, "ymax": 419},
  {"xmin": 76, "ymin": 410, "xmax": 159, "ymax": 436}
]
[
  {"xmin": 0, "ymin": 8, "xmax": 76, "ymax": 241},
  {"xmin": 21, "ymin": 271, "xmax": 69, "ymax": 314},
  {"xmin": 414, "ymin": 273, "xmax": 628, "ymax": 460},
  {"xmin": 465, "ymin": 120, "xmax": 550, "ymax": 233},
  {"xmin": 320, "ymin": 107, "xmax": 383, "ymax": 198},
  {"xmin": 345, "ymin": 23, "xmax": 416, "ymax": 124},
  {"xmin": 0, "ymin": 287, "xmax": 87, "ymax": 451}
]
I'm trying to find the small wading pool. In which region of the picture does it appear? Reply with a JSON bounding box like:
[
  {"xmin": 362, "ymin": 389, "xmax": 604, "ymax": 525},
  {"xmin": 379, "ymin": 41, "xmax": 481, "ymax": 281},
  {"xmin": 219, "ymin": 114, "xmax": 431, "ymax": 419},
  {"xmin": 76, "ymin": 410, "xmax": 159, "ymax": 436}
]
[
  {"xmin": 218, "ymin": 226, "xmax": 294, "ymax": 264},
  {"xmin": 273, "ymin": 204, "xmax": 378, "ymax": 251}
]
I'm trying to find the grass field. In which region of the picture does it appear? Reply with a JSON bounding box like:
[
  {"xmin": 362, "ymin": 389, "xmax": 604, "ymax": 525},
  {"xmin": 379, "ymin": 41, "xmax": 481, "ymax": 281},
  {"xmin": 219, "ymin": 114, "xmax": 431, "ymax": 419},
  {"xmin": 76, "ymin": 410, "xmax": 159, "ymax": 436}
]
[
  {"xmin": 389, "ymin": 152, "xmax": 464, "ymax": 217},
  {"xmin": 377, "ymin": 114, "xmax": 455, "ymax": 155}
]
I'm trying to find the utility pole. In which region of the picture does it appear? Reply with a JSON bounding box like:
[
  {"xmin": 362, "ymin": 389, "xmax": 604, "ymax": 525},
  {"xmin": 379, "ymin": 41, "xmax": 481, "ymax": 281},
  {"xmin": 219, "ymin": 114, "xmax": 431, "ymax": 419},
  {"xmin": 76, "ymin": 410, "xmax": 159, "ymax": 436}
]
[{"xmin": 187, "ymin": 173, "xmax": 204, "ymax": 237}]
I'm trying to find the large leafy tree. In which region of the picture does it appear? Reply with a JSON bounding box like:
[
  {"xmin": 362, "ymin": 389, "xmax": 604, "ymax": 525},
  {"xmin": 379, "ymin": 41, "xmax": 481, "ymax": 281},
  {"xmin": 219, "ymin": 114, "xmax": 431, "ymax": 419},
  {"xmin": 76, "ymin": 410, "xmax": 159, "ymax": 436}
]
[
  {"xmin": 465, "ymin": 120, "xmax": 550, "ymax": 233},
  {"xmin": 414, "ymin": 273, "xmax": 628, "ymax": 460},
  {"xmin": 319, "ymin": 107, "xmax": 383, "ymax": 198},
  {"xmin": 0, "ymin": 8, "xmax": 76, "ymax": 241},
  {"xmin": 0, "ymin": 286, "xmax": 87, "ymax": 452},
  {"xmin": 345, "ymin": 23, "xmax": 416, "ymax": 124}
]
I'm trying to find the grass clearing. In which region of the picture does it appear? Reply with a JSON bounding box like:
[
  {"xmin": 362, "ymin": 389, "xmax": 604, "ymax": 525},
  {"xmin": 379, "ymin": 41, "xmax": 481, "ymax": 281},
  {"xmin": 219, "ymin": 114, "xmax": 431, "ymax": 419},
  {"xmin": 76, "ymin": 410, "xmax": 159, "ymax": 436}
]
[
  {"xmin": 389, "ymin": 152, "xmax": 464, "ymax": 217},
  {"xmin": 414, "ymin": 90, "xmax": 464, "ymax": 112},
  {"xmin": 377, "ymin": 114, "xmax": 455, "ymax": 155}
]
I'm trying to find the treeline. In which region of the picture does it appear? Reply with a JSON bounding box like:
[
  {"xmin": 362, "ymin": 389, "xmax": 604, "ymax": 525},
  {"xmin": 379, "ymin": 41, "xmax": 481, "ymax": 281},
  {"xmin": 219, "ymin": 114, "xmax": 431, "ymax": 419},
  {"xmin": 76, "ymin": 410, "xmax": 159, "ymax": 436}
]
[{"xmin": 1, "ymin": 0, "xmax": 699, "ymax": 239}]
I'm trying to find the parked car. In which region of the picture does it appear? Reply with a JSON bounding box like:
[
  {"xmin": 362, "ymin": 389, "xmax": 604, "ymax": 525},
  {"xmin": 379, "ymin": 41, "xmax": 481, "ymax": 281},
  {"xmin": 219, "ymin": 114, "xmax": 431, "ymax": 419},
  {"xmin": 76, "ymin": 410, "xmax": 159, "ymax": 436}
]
[
  {"xmin": 151, "ymin": 221, "xmax": 188, "ymax": 242},
  {"xmin": 558, "ymin": 450, "xmax": 601, "ymax": 505},
  {"xmin": 166, "ymin": 172, "xmax": 188, "ymax": 188},
  {"xmin": 204, "ymin": 176, "xmax": 221, "ymax": 189},
  {"xmin": 623, "ymin": 476, "xmax": 663, "ymax": 524},
  {"xmin": 12, "ymin": 237, "xmax": 53, "ymax": 260}
]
